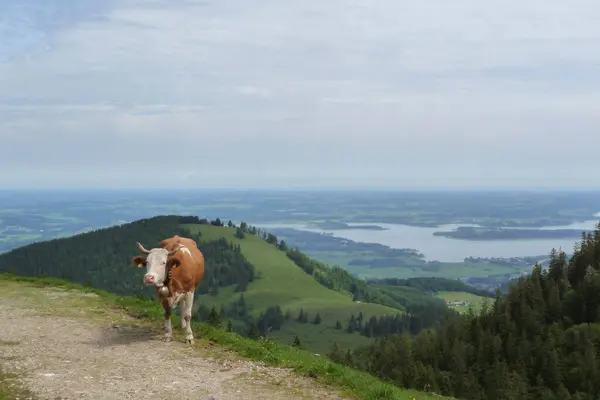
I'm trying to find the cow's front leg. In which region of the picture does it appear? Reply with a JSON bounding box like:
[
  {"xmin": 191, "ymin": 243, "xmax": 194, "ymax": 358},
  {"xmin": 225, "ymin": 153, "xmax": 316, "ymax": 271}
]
[
  {"xmin": 161, "ymin": 299, "xmax": 173, "ymax": 342},
  {"xmin": 182, "ymin": 291, "xmax": 195, "ymax": 344},
  {"xmin": 180, "ymin": 296, "xmax": 188, "ymax": 330}
]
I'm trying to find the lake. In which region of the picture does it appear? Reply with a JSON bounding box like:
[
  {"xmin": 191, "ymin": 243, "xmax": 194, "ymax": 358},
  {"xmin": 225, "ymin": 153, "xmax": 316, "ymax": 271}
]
[{"xmin": 257, "ymin": 217, "xmax": 600, "ymax": 262}]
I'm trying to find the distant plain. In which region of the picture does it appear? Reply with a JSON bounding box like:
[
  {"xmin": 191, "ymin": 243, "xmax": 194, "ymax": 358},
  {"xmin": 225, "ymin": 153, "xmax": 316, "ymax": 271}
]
[{"xmin": 1, "ymin": 189, "xmax": 598, "ymax": 284}]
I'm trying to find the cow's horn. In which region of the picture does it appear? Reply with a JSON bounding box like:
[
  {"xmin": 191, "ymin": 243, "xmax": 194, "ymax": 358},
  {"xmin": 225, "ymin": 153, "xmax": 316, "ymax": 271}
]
[{"xmin": 136, "ymin": 242, "xmax": 151, "ymax": 254}]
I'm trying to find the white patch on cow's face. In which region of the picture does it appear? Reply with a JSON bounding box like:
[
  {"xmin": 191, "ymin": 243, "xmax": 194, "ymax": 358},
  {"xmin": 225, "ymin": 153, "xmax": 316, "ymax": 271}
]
[{"xmin": 143, "ymin": 248, "xmax": 170, "ymax": 286}]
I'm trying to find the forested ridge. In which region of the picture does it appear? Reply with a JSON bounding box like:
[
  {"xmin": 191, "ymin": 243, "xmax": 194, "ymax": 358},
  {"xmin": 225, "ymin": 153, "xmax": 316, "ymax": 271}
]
[
  {"xmin": 331, "ymin": 225, "xmax": 600, "ymax": 400},
  {"xmin": 0, "ymin": 215, "xmax": 258, "ymax": 298}
]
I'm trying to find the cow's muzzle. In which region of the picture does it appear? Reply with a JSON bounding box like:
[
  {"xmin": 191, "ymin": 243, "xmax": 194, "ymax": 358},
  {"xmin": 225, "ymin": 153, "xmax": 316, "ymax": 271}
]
[{"xmin": 144, "ymin": 274, "xmax": 156, "ymax": 285}]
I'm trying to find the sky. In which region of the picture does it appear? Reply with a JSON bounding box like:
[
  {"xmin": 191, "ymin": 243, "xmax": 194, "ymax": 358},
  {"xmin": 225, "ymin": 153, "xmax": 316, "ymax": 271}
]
[{"xmin": 1, "ymin": 0, "xmax": 599, "ymax": 189}]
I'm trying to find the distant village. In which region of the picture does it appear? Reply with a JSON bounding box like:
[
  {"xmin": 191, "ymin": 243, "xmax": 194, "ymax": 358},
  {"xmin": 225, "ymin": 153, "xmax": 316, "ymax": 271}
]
[{"xmin": 446, "ymin": 300, "xmax": 471, "ymax": 308}]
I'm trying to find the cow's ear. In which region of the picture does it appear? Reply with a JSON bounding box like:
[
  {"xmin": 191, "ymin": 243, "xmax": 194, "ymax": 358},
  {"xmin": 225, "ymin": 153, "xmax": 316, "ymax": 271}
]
[
  {"xmin": 168, "ymin": 258, "xmax": 181, "ymax": 269},
  {"xmin": 132, "ymin": 256, "xmax": 147, "ymax": 268}
]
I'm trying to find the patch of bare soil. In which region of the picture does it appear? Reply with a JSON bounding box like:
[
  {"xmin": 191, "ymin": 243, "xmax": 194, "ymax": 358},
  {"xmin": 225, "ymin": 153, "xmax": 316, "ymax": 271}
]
[{"xmin": 0, "ymin": 283, "xmax": 345, "ymax": 400}]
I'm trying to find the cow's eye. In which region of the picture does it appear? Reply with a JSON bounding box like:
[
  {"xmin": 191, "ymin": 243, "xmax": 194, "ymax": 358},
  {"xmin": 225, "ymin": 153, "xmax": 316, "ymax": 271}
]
[{"xmin": 161, "ymin": 261, "xmax": 166, "ymax": 265}]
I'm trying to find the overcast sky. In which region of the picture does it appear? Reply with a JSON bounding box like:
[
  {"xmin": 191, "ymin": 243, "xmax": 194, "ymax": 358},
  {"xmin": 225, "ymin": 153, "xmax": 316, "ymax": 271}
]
[{"xmin": 1, "ymin": 0, "xmax": 599, "ymax": 189}]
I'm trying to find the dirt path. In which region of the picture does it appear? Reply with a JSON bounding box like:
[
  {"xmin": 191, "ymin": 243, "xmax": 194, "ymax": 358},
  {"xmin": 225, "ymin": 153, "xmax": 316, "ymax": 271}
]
[{"xmin": 0, "ymin": 281, "xmax": 346, "ymax": 400}]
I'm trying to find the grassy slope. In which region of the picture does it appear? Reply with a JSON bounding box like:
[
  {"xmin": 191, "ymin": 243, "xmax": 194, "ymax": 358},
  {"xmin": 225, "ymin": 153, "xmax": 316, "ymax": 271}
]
[
  {"xmin": 0, "ymin": 274, "xmax": 455, "ymax": 400},
  {"xmin": 187, "ymin": 224, "xmax": 401, "ymax": 353},
  {"xmin": 435, "ymin": 291, "xmax": 488, "ymax": 313}
]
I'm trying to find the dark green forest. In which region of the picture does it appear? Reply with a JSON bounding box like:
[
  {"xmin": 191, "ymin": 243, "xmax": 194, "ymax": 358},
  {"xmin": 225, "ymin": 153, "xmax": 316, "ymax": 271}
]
[
  {"xmin": 0, "ymin": 216, "xmax": 256, "ymax": 299},
  {"xmin": 331, "ymin": 226, "xmax": 600, "ymax": 400}
]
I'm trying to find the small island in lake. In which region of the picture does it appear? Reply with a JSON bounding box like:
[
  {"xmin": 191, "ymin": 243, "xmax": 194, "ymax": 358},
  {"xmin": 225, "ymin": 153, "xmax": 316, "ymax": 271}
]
[
  {"xmin": 433, "ymin": 226, "xmax": 592, "ymax": 241},
  {"xmin": 311, "ymin": 220, "xmax": 388, "ymax": 231}
]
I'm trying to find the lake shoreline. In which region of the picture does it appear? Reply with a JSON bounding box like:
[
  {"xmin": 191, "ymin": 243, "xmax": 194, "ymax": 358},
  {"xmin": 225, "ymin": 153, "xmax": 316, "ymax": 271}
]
[{"xmin": 256, "ymin": 218, "xmax": 599, "ymax": 262}]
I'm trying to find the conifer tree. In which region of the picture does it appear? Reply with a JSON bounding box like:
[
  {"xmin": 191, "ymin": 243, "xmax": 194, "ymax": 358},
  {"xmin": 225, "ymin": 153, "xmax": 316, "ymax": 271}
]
[
  {"xmin": 313, "ymin": 312, "xmax": 322, "ymax": 325},
  {"xmin": 292, "ymin": 335, "xmax": 301, "ymax": 348}
]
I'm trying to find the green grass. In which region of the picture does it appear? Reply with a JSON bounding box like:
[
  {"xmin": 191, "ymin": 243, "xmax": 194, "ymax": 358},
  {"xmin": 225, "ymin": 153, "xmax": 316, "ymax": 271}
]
[
  {"xmin": 0, "ymin": 273, "xmax": 454, "ymax": 400},
  {"xmin": 188, "ymin": 224, "xmax": 402, "ymax": 352},
  {"xmin": 435, "ymin": 291, "xmax": 487, "ymax": 313},
  {"xmin": 0, "ymin": 371, "xmax": 37, "ymax": 400}
]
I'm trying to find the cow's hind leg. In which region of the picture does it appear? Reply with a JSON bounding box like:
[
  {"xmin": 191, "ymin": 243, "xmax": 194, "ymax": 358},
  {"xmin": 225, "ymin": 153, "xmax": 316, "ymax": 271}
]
[
  {"xmin": 161, "ymin": 299, "xmax": 173, "ymax": 342},
  {"xmin": 182, "ymin": 291, "xmax": 195, "ymax": 344}
]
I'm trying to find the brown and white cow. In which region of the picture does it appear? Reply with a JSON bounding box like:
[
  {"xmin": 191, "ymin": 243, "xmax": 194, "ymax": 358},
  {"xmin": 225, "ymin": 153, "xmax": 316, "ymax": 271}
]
[{"xmin": 131, "ymin": 235, "xmax": 205, "ymax": 344}]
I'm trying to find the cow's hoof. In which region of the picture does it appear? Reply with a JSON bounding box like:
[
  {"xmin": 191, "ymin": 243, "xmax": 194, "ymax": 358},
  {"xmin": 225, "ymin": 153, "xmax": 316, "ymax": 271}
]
[
  {"xmin": 184, "ymin": 337, "xmax": 194, "ymax": 345},
  {"xmin": 163, "ymin": 335, "xmax": 173, "ymax": 342}
]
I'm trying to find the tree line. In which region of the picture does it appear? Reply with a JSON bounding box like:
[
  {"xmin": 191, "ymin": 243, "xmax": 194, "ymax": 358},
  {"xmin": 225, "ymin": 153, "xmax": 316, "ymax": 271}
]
[{"xmin": 343, "ymin": 304, "xmax": 458, "ymax": 338}]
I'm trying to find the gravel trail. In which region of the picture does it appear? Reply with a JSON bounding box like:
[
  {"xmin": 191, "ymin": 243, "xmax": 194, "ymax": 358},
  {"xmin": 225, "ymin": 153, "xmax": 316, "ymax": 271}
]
[{"xmin": 0, "ymin": 281, "xmax": 345, "ymax": 400}]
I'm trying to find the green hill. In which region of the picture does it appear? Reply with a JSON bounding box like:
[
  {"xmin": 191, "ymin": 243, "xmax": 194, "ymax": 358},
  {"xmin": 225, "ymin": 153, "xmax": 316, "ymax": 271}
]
[
  {"xmin": 189, "ymin": 222, "xmax": 403, "ymax": 352},
  {"xmin": 0, "ymin": 215, "xmax": 454, "ymax": 354}
]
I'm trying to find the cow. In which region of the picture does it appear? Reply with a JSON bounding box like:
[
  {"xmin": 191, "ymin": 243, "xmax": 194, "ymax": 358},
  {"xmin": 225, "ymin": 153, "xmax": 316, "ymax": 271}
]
[{"xmin": 131, "ymin": 235, "xmax": 205, "ymax": 344}]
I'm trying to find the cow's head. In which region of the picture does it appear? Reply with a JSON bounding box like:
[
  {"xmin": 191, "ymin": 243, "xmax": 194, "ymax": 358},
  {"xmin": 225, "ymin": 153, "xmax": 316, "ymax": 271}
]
[{"xmin": 132, "ymin": 242, "xmax": 181, "ymax": 286}]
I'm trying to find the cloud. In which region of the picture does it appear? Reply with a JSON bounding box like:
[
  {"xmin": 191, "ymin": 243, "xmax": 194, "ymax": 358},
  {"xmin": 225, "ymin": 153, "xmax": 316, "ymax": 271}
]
[{"xmin": 1, "ymin": 0, "xmax": 600, "ymax": 188}]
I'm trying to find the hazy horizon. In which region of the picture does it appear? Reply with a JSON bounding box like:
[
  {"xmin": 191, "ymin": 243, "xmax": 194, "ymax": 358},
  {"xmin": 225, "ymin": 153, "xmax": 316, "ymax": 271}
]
[
  {"xmin": 2, "ymin": 183, "xmax": 600, "ymax": 192},
  {"xmin": 2, "ymin": 0, "xmax": 599, "ymax": 189},
  {"xmin": 2, "ymin": 187, "xmax": 600, "ymax": 193}
]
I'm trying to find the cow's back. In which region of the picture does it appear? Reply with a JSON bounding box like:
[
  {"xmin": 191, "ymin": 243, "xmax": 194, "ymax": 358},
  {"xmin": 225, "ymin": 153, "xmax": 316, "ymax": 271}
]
[{"xmin": 160, "ymin": 235, "xmax": 205, "ymax": 289}]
